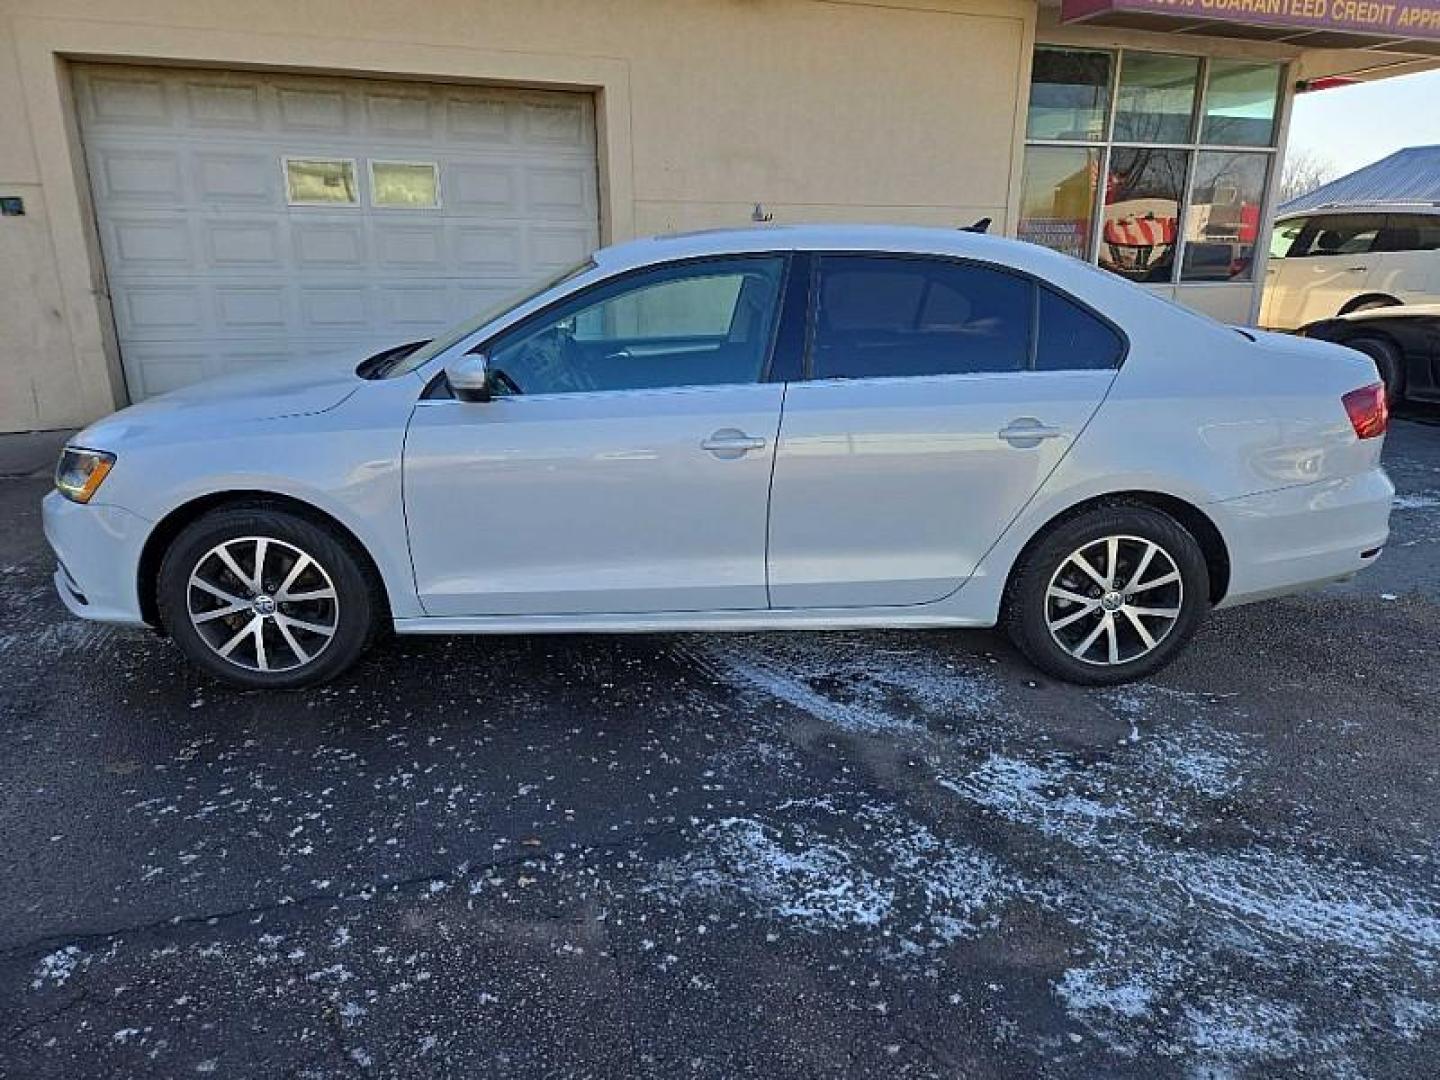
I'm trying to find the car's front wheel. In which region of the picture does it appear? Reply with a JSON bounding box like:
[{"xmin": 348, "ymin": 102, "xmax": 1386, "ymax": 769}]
[
  {"xmin": 1004, "ymin": 504, "xmax": 1210, "ymax": 686},
  {"xmin": 157, "ymin": 506, "xmax": 377, "ymax": 689}
]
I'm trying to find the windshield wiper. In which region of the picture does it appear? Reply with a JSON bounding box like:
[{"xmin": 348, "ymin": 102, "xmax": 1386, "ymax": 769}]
[{"xmin": 356, "ymin": 340, "xmax": 430, "ymax": 379}]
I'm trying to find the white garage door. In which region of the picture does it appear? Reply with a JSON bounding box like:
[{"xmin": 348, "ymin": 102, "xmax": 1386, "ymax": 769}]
[{"xmin": 73, "ymin": 64, "xmax": 601, "ymax": 400}]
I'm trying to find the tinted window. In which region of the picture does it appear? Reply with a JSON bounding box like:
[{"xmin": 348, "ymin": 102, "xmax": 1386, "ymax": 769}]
[
  {"xmin": 1378, "ymin": 214, "xmax": 1440, "ymax": 253},
  {"xmin": 1035, "ymin": 288, "xmax": 1124, "ymax": 371},
  {"xmin": 1294, "ymin": 215, "xmax": 1384, "ymax": 258},
  {"xmin": 486, "ymin": 257, "xmax": 784, "ymax": 395},
  {"xmin": 812, "ymin": 256, "xmax": 1032, "ymax": 380}
]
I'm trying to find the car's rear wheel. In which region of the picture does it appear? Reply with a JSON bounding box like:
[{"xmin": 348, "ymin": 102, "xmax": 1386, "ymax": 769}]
[
  {"xmin": 157, "ymin": 506, "xmax": 376, "ymax": 689},
  {"xmin": 1004, "ymin": 504, "xmax": 1210, "ymax": 686},
  {"xmin": 1343, "ymin": 335, "xmax": 1405, "ymax": 405}
]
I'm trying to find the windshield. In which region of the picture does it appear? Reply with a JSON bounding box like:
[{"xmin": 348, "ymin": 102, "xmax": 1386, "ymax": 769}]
[{"xmin": 382, "ymin": 257, "xmax": 596, "ymax": 377}]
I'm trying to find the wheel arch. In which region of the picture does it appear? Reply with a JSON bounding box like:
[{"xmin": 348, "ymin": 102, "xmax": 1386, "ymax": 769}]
[
  {"xmin": 1338, "ymin": 293, "xmax": 1402, "ymax": 316},
  {"xmin": 137, "ymin": 490, "xmax": 394, "ymax": 630},
  {"xmin": 1002, "ymin": 490, "xmax": 1231, "ymax": 612}
]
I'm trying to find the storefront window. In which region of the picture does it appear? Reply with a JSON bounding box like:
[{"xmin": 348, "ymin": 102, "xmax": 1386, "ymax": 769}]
[
  {"xmin": 1114, "ymin": 53, "xmax": 1200, "ymax": 144},
  {"xmin": 1020, "ymin": 48, "xmax": 1283, "ymax": 287},
  {"xmin": 1201, "ymin": 61, "xmax": 1282, "ymax": 147},
  {"xmin": 1017, "ymin": 146, "xmax": 1100, "ymax": 260},
  {"xmin": 1181, "ymin": 151, "xmax": 1269, "ymax": 282},
  {"xmin": 1099, "ymin": 149, "xmax": 1188, "ymax": 284},
  {"xmin": 1026, "ymin": 48, "xmax": 1111, "ymax": 142}
]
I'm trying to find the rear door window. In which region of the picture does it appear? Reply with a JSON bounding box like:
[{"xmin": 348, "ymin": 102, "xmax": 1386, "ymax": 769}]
[
  {"xmin": 1292, "ymin": 214, "xmax": 1384, "ymax": 258},
  {"xmin": 811, "ymin": 256, "xmax": 1032, "ymax": 379}
]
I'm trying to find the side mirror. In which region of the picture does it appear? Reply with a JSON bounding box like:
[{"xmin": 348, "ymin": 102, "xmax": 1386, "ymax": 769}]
[{"xmin": 446, "ymin": 353, "xmax": 491, "ymax": 403}]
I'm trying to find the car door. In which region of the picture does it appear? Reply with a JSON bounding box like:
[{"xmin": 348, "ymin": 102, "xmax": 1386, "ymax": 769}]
[
  {"xmin": 1259, "ymin": 216, "xmax": 1306, "ymax": 328},
  {"xmin": 1270, "ymin": 213, "xmax": 1385, "ymax": 328},
  {"xmin": 1372, "ymin": 213, "xmax": 1440, "ymax": 301},
  {"xmin": 403, "ymin": 254, "xmax": 794, "ymax": 616},
  {"xmin": 766, "ymin": 254, "xmax": 1123, "ymax": 609}
]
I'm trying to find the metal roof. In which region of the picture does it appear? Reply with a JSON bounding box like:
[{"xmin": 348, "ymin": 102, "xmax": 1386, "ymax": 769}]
[{"xmin": 1279, "ymin": 145, "xmax": 1440, "ymax": 214}]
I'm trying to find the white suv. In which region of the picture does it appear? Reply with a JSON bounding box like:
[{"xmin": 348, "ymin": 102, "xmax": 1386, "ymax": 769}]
[{"xmin": 1260, "ymin": 204, "xmax": 1440, "ymax": 330}]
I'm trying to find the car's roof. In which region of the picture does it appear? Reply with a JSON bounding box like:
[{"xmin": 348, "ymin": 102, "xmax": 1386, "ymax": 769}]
[
  {"xmin": 594, "ymin": 223, "xmax": 1070, "ymax": 276},
  {"xmin": 1277, "ymin": 202, "xmax": 1440, "ymax": 221}
]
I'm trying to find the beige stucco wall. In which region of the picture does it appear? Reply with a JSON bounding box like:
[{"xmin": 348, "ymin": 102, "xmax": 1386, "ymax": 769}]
[{"xmin": 0, "ymin": 0, "xmax": 1037, "ymax": 432}]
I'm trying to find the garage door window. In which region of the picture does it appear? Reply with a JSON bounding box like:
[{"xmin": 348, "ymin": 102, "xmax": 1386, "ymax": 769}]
[
  {"xmin": 284, "ymin": 158, "xmax": 358, "ymax": 205},
  {"xmin": 370, "ymin": 161, "xmax": 440, "ymax": 208}
]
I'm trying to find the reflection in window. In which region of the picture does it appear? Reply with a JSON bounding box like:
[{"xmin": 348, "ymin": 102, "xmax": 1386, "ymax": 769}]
[
  {"xmin": 1270, "ymin": 218, "xmax": 1306, "ymax": 258},
  {"xmin": 1182, "ymin": 152, "xmax": 1269, "ymax": 282},
  {"xmin": 1201, "ymin": 61, "xmax": 1281, "ymax": 147},
  {"xmin": 1293, "ymin": 214, "xmax": 1384, "ymax": 258},
  {"xmin": 1026, "ymin": 48, "xmax": 1111, "ymax": 142},
  {"xmin": 812, "ymin": 256, "xmax": 1033, "ymax": 379},
  {"xmin": 1100, "ymin": 149, "xmax": 1188, "ymax": 284},
  {"xmin": 487, "ymin": 258, "xmax": 785, "ymax": 395},
  {"xmin": 371, "ymin": 161, "xmax": 439, "ymax": 208},
  {"xmin": 1114, "ymin": 52, "xmax": 1200, "ymax": 144},
  {"xmin": 1017, "ymin": 146, "xmax": 1099, "ymax": 260},
  {"xmin": 285, "ymin": 159, "xmax": 358, "ymax": 205}
]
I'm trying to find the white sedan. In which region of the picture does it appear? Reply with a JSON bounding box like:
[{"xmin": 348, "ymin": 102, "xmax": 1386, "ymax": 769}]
[{"xmin": 44, "ymin": 225, "xmax": 1393, "ymax": 689}]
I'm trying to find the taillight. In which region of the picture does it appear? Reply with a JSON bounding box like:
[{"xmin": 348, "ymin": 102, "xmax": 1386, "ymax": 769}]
[{"xmin": 1342, "ymin": 382, "xmax": 1388, "ymax": 440}]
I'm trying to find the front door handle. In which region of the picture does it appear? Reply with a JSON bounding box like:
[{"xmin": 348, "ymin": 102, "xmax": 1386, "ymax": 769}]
[
  {"xmin": 702, "ymin": 428, "xmax": 768, "ymax": 459},
  {"xmin": 999, "ymin": 418, "xmax": 1065, "ymax": 448}
]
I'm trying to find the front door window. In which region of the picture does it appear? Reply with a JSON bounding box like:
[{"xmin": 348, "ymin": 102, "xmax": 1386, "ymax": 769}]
[{"xmin": 485, "ymin": 257, "xmax": 786, "ymax": 395}]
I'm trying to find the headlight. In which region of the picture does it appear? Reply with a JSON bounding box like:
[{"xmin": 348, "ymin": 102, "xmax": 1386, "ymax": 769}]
[{"xmin": 55, "ymin": 447, "xmax": 116, "ymax": 504}]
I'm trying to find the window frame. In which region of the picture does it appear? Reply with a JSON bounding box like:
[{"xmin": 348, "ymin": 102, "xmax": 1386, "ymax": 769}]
[
  {"xmin": 281, "ymin": 155, "xmax": 362, "ymax": 208},
  {"xmin": 435, "ymin": 253, "xmax": 799, "ymax": 399},
  {"xmin": 800, "ymin": 251, "xmax": 1129, "ymax": 381},
  {"xmin": 367, "ymin": 159, "xmax": 442, "ymax": 210},
  {"xmin": 1023, "ymin": 47, "xmax": 1285, "ymax": 288}
]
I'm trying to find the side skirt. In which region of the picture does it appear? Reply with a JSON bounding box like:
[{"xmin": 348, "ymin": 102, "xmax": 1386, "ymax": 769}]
[{"xmin": 392, "ymin": 608, "xmax": 993, "ymax": 636}]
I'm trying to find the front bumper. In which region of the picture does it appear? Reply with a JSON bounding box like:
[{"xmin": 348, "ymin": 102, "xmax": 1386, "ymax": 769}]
[
  {"xmin": 1211, "ymin": 466, "xmax": 1393, "ymax": 609},
  {"xmin": 41, "ymin": 491, "xmax": 152, "ymax": 627}
]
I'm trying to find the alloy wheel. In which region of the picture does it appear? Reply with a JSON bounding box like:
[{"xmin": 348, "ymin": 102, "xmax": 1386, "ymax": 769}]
[
  {"xmin": 186, "ymin": 536, "xmax": 339, "ymax": 673},
  {"xmin": 1044, "ymin": 534, "xmax": 1183, "ymax": 666}
]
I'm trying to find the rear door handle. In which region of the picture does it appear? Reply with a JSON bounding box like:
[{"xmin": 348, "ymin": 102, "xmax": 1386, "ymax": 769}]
[
  {"xmin": 999, "ymin": 419, "xmax": 1065, "ymax": 447},
  {"xmin": 702, "ymin": 428, "xmax": 768, "ymax": 459}
]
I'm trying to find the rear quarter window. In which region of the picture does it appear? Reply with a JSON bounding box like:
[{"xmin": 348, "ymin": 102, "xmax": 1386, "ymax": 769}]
[{"xmin": 1035, "ymin": 287, "xmax": 1126, "ymax": 371}]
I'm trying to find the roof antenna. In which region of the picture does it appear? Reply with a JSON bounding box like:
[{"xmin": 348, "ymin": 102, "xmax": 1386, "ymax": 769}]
[
  {"xmin": 751, "ymin": 202, "xmax": 774, "ymax": 223},
  {"xmin": 960, "ymin": 217, "xmax": 991, "ymax": 234}
]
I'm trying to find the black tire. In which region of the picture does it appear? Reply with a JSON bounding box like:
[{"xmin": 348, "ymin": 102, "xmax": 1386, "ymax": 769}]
[
  {"xmin": 1343, "ymin": 335, "xmax": 1405, "ymax": 406},
  {"xmin": 157, "ymin": 505, "xmax": 378, "ymax": 690},
  {"xmin": 1003, "ymin": 503, "xmax": 1210, "ymax": 687}
]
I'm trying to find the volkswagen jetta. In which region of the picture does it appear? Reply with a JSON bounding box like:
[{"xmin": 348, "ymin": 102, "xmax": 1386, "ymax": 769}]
[{"xmin": 44, "ymin": 225, "xmax": 1393, "ymax": 689}]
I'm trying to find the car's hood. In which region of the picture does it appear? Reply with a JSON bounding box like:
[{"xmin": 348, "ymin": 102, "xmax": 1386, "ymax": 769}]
[{"xmin": 73, "ymin": 354, "xmax": 363, "ymax": 450}]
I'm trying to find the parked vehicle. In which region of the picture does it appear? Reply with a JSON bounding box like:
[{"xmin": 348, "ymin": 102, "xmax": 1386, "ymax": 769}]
[
  {"xmin": 44, "ymin": 225, "xmax": 1393, "ymax": 690},
  {"xmin": 1300, "ymin": 303, "xmax": 1440, "ymax": 405},
  {"xmin": 1261, "ymin": 203, "xmax": 1440, "ymax": 330}
]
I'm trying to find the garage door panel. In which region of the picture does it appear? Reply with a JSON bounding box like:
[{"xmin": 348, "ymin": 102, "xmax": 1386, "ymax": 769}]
[
  {"xmin": 83, "ymin": 71, "xmax": 173, "ymax": 128},
  {"xmin": 94, "ymin": 149, "xmax": 186, "ymax": 206},
  {"xmin": 373, "ymin": 223, "xmax": 447, "ymax": 270},
  {"xmin": 183, "ymin": 80, "xmax": 265, "ymax": 129},
  {"xmin": 276, "ymin": 86, "xmax": 350, "ymax": 133},
  {"xmin": 203, "ymin": 220, "xmax": 286, "ymax": 269},
  {"xmin": 292, "ymin": 221, "xmax": 368, "ymax": 267},
  {"xmin": 215, "ymin": 287, "xmax": 291, "ymax": 332},
  {"xmin": 194, "ymin": 151, "xmax": 278, "ymax": 205},
  {"xmin": 76, "ymin": 64, "xmax": 600, "ymax": 401},
  {"xmin": 114, "ymin": 285, "xmax": 206, "ymax": 337},
  {"xmin": 107, "ymin": 218, "xmax": 195, "ymax": 271},
  {"xmin": 299, "ymin": 287, "xmax": 374, "ymax": 331}
]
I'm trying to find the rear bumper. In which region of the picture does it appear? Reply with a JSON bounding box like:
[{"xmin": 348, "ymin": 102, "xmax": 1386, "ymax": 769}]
[
  {"xmin": 1211, "ymin": 467, "xmax": 1393, "ymax": 609},
  {"xmin": 41, "ymin": 491, "xmax": 151, "ymax": 627}
]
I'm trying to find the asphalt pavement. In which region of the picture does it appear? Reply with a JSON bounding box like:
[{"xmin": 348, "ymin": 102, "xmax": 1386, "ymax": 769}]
[{"xmin": 1, "ymin": 417, "xmax": 1438, "ymax": 1079}]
